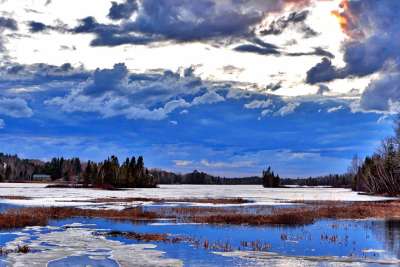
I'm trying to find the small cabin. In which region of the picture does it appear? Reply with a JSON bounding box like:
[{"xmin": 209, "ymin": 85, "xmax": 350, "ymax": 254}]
[{"xmin": 32, "ymin": 174, "xmax": 52, "ymax": 182}]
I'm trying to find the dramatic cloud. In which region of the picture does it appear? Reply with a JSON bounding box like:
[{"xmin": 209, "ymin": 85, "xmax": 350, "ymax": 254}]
[
  {"xmin": 260, "ymin": 10, "xmax": 317, "ymax": 37},
  {"xmin": 68, "ymin": 0, "xmax": 314, "ymax": 46},
  {"xmin": 108, "ymin": 0, "xmax": 138, "ymax": 20},
  {"xmin": 306, "ymin": 0, "xmax": 400, "ymax": 90},
  {"xmin": 0, "ymin": 98, "xmax": 33, "ymax": 118}
]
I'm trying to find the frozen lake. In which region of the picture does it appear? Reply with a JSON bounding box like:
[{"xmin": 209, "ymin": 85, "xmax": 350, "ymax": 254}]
[{"xmin": 0, "ymin": 184, "xmax": 393, "ymax": 210}]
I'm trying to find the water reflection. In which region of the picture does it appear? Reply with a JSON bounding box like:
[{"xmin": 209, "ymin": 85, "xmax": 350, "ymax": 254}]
[{"xmin": 371, "ymin": 220, "xmax": 400, "ymax": 259}]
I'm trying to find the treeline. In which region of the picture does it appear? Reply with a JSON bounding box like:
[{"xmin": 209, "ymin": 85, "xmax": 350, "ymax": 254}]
[
  {"xmin": 0, "ymin": 154, "xmax": 156, "ymax": 188},
  {"xmin": 282, "ymin": 174, "xmax": 353, "ymax": 188},
  {"xmin": 153, "ymin": 169, "xmax": 262, "ymax": 185},
  {"xmin": 352, "ymin": 117, "xmax": 400, "ymax": 196}
]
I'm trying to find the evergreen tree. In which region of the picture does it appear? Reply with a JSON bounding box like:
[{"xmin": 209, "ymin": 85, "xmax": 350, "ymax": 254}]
[
  {"xmin": 262, "ymin": 166, "xmax": 280, "ymax": 188},
  {"xmin": 83, "ymin": 161, "xmax": 92, "ymax": 187}
]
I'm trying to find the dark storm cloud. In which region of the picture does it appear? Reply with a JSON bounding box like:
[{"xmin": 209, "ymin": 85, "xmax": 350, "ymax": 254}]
[{"xmin": 108, "ymin": 0, "xmax": 138, "ymax": 20}]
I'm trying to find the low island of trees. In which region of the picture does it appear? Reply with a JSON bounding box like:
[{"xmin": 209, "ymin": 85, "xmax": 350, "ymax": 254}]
[{"xmin": 262, "ymin": 166, "xmax": 280, "ymax": 188}]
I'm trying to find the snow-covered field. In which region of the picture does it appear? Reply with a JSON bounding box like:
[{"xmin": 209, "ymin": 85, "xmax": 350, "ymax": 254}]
[{"xmin": 0, "ymin": 183, "xmax": 394, "ymax": 210}]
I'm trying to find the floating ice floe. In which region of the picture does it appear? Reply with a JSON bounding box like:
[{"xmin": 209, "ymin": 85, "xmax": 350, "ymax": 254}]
[{"xmin": 4, "ymin": 224, "xmax": 182, "ymax": 267}]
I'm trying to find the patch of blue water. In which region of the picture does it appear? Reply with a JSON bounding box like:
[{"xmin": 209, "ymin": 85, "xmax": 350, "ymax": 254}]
[
  {"xmin": 0, "ymin": 203, "xmax": 22, "ymax": 213},
  {"xmin": 48, "ymin": 255, "xmax": 119, "ymax": 267},
  {"xmin": 48, "ymin": 218, "xmax": 400, "ymax": 265}
]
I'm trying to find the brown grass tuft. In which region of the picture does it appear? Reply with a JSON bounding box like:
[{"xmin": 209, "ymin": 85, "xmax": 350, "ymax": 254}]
[{"xmin": 103, "ymin": 231, "xmax": 185, "ymax": 243}]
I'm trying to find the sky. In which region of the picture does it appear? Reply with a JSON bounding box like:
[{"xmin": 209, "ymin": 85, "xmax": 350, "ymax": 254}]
[{"xmin": 0, "ymin": 0, "xmax": 398, "ymax": 177}]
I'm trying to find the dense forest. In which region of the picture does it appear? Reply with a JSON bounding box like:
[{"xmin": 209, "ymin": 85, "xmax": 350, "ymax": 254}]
[
  {"xmin": 352, "ymin": 117, "xmax": 400, "ymax": 196},
  {"xmin": 0, "ymin": 154, "xmax": 156, "ymax": 188}
]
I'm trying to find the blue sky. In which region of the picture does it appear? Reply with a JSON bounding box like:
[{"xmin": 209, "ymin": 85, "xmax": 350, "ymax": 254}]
[{"xmin": 0, "ymin": 0, "xmax": 398, "ymax": 177}]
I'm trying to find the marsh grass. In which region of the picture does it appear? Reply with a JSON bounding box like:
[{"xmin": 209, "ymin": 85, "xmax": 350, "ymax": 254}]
[
  {"xmin": 102, "ymin": 230, "xmax": 186, "ymax": 243},
  {"xmin": 0, "ymin": 201, "xmax": 399, "ymax": 230},
  {"xmin": 102, "ymin": 231, "xmax": 272, "ymax": 253},
  {"xmin": 163, "ymin": 201, "xmax": 400, "ymax": 226},
  {"xmin": 0, "ymin": 207, "xmax": 158, "ymax": 230}
]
